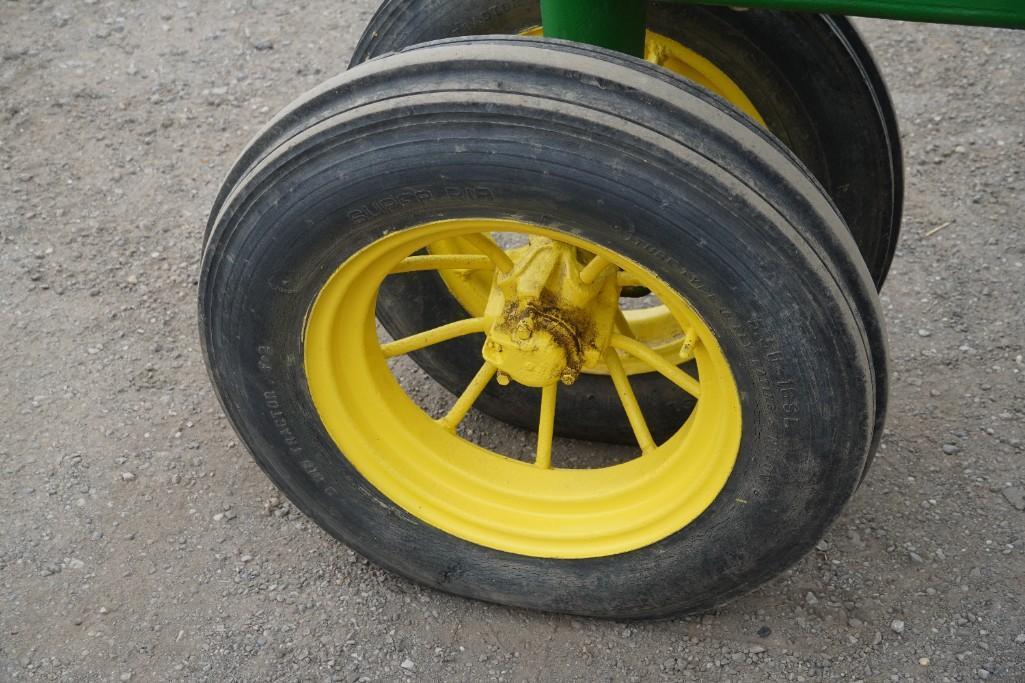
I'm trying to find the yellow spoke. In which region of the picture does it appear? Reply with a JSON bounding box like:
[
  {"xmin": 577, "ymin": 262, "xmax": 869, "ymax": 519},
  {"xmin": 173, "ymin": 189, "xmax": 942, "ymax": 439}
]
[
  {"xmin": 390, "ymin": 254, "xmax": 493, "ymax": 274},
  {"xmin": 604, "ymin": 349, "xmax": 656, "ymax": 454},
  {"xmin": 535, "ymin": 383, "xmax": 557, "ymax": 469},
  {"xmin": 678, "ymin": 327, "xmax": 699, "ymax": 362},
  {"xmin": 463, "ymin": 233, "xmax": 514, "ymax": 273},
  {"xmin": 579, "ymin": 255, "xmax": 612, "ymax": 285},
  {"xmin": 617, "ymin": 271, "xmax": 643, "ymax": 288},
  {"xmin": 611, "ymin": 334, "xmax": 701, "ymax": 399},
  {"xmin": 614, "ymin": 309, "xmax": 635, "ymax": 339},
  {"xmin": 437, "ymin": 362, "xmax": 497, "ymax": 432},
  {"xmin": 381, "ymin": 317, "xmax": 488, "ymax": 358}
]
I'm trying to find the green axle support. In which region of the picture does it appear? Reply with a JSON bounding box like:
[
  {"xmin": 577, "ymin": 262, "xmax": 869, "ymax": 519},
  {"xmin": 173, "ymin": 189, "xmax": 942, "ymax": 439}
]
[
  {"xmin": 540, "ymin": 0, "xmax": 648, "ymax": 57},
  {"xmin": 539, "ymin": 0, "xmax": 1025, "ymax": 55}
]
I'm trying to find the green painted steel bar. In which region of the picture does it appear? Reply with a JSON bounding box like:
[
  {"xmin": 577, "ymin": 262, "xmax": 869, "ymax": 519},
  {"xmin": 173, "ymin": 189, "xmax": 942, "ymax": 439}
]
[
  {"xmin": 539, "ymin": 0, "xmax": 1025, "ymax": 35},
  {"xmin": 539, "ymin": 0, "xmax": 647, "ymax": 57},
  {"xmin": 679, "ymin": 0, "xmax": 1025, "ymax": 29}
]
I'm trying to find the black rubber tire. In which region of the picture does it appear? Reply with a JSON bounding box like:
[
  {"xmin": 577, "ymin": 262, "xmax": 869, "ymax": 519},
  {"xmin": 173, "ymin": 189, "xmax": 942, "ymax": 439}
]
[
  {"xmin": 202, "ymin": 38, "xmax": 885, "ymax": 617},
  {"xmin": 349, "ymin": 0, "xmax": 904, "ymax": 289}
]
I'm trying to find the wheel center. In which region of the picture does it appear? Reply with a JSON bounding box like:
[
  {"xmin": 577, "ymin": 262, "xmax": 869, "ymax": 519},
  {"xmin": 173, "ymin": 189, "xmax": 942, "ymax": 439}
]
[{"xmin": 481, "ymin": 237, "xmax": 620, "ymax": 387}]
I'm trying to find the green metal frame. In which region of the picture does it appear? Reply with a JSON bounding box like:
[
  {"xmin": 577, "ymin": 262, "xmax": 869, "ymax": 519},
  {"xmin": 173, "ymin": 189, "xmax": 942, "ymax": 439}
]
[
  {"xmin": 684, "ymin": 0, "xmax": 1025, "ymax": 28},
  {"xmin": 539, "ymin": 0, "xmax": 1025, "ymax": 54},
  {"xmin": 540, "ymin": 0, "xmax": 648, "ymax": 57}
]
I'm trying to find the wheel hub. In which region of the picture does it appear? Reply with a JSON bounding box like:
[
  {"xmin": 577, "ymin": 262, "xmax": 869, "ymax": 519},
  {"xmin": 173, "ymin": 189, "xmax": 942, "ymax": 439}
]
[{"xmin": 481, "ymin": 237, "xmax": 620, "ymax": 387}]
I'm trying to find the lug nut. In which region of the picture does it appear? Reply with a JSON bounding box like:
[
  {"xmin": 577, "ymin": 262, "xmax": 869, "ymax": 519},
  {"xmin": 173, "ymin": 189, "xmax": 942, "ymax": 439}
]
[{"xmin": 496, "ymin": 371, "xmax": 511, "ymax": 386}]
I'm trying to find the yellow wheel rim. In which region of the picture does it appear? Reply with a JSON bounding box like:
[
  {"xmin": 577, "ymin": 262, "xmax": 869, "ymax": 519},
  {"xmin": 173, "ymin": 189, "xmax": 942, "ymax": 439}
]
[
  {"xmin": 431, "ymin": 29, "xmax": 765, "ymax": 376},
  {"xmin": 305, "ymin": 219, "xmax": 742, "ymax": 558}
]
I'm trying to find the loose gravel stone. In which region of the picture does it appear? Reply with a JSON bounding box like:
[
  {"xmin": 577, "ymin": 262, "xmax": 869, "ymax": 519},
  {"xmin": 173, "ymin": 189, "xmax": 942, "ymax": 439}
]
[{"xmin": 1000, "ymin": 486, "xmax": 1025, "ymax": 511}]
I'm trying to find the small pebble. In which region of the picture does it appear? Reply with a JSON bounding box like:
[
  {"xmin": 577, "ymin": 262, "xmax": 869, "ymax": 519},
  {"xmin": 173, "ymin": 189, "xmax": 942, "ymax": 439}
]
[
  {"xmin": 891, "ymin": 619, "xmax": 906, "ymax": 634},
  {"xmin": 1000, "ymin": 486, "xmax": 1025, "ymax": 511}
]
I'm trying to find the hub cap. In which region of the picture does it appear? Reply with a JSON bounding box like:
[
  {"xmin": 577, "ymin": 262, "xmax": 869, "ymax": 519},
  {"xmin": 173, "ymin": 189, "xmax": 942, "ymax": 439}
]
[{"xmin": 482, "ymin": 237, "xmax": 621, "ymax": 388}]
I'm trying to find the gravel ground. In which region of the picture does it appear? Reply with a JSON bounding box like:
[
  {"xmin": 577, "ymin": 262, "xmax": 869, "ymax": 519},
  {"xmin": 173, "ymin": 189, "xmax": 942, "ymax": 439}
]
[{"xmin": 2, "ymin": 2, "xmax": 1024, "ymax": 681}]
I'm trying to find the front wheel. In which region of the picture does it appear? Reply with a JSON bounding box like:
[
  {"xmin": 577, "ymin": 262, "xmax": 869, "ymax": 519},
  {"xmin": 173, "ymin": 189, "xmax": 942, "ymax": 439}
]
[{"xmin": 202, "ymin": 38, "xmax": 885, "ymax": 617}]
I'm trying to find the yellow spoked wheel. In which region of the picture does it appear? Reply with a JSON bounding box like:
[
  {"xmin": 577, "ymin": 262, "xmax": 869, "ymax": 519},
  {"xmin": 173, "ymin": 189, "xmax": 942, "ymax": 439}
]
[
  {"xmin": 428, "ymin": 28, "xmax": 766, "ymax": 376},
  {"xmin": 304, "ymin": 219, "xmax": 742, "ymax": 558},
  {"xmin": 202, "ymin": 38, "xmax": 884, "ymax": 617}
]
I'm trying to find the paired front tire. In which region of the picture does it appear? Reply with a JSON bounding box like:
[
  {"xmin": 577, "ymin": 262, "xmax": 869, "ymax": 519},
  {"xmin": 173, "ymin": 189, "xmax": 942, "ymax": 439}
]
[{"xmin": 202, "ymin": 35, "xmax": 889, "ymax": 617}]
